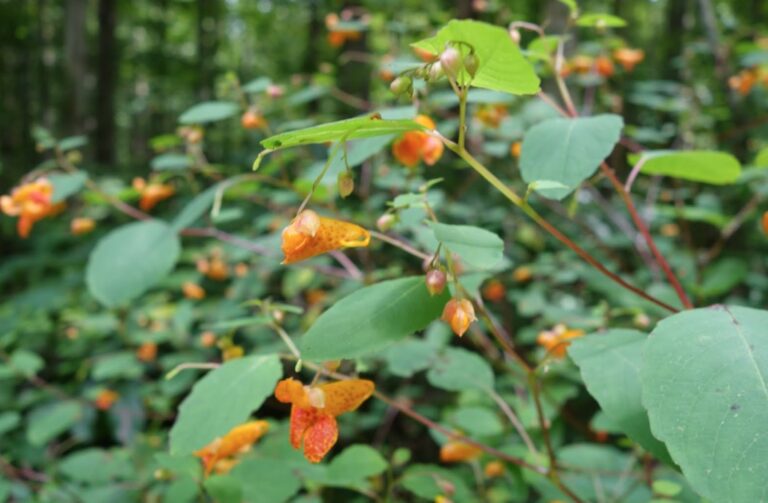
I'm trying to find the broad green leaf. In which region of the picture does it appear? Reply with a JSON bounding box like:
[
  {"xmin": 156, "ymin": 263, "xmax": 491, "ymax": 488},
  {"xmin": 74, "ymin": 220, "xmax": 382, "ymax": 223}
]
[
  {"xmin": 241, "ymin": 77, "xmax": 272, "ymax": 93},
  {"xmin": 754, "ymin": 146, "xmax": 768, "ymax": 168},
  {"xmin": 58, "ymin": 135, "xmax": 88, "ymax": 151},
  {"xmin": 203, "ymin": 475, "xmax": 242, "ymax": 503},
  {"xmin": 400, "ymin": 464, "xmax": 473, "ymax": 501},
  {"xmin": 452, "ymin": 406, "xmax": 503, "ymax": 437},
  {"xmin": 383, "ymin": 339, "xmax": 438, "ymax": 378},
  {"xmin": 636, "ymin": 150, "xmax": 742, "ymax": 184},
  {"xmin": 169, "ymin": 355, "xmax": 282, "ymax": 455},
  {"xmin": 10, "ymin": 349, "xmax": 43, "ymax": 377},
  {"xmin": 151, "ymin": 153, "xmax": 193, "ymax": 171},
  {"xmin": 558, "ymin": 0, "xmax": 579, "ymax": 15},
  {"xmin": 325, "ymin": 445, "xmax": 388, "ymax": 487},
  {"xmin": 520, "ymin": 114, "xmax": 623, "ymax": 200},
  {"xmin": 300, "ymin": 277, "xmax": 450, "ymax": 361},
  {"xmin": 92, "ymin": 352, "xmax": 143, "ymax": 380},
  {"xmin": 429, "ymin": 222, "xmax": 504, "ymax": 270},
  {"xmin": 260, "ymin": 115, "xmax": 422, "ymax": 150},
  {"xmin": 697, "ymin": 257, "xmax": 748, "ymax": 298},
  {"xmin": 641, "ymin": 306, "xmax": 768, "ymax": 502},
  {"xmin": 27, "ymin": 401, "xmax": 82, "ymax": 446},
  {"xmin": 171, "ymin": 183, "xmax": 221, "ymax": 231},
  {"xmin": 59, "ymin": 448, "xmax": 133, "ymax": 484},
  {"xmin": 412, "ymin": 19, "xmax": 540, "ymax": 95},
  {"xmin": 0, "ymin": 412, "xmax": 21, "ymax": 436},
  {"xmin": 86, "ymin": 220, "xmax": 181, "ymax": 307},
  {"xmin": 230, "ymin": 458, "xmax": 301, "ymax": 503},
  {"xmin": 569, "ymin": 330, "xmax": 672, "ymax": 462},
  {"xmin": 526, "ymin": 36, "xmax": 561, "ymax": 62},
  {"xmin": 427, "ymin": 347, "xmax": 494, "ymax": 391},
  {"xmin": 179, "ymin": 101, "xmax": 239, "ymax": 124},
  {"xmin": 576, "ymin": 13, "xmax": 627, "ymax": 27},
  {"xmin": 49, "ymin": 171, "xmax": 87, "ymax": 203}
]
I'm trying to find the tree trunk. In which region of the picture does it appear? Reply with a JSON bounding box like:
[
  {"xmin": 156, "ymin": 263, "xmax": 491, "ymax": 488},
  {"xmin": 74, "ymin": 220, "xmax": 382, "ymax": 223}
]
[
  {"xmin": 64, "ymin": 0, "xmax": 87, "ymax": 134},
  {"xmin": 95, "ymin": 0, "xmax": 117, "ymax": 166}
]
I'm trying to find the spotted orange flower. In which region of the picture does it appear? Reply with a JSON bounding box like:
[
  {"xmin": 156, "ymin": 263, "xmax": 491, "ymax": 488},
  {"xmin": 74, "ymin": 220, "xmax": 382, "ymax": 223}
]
[
  {"xmin": 613, "ymin": 48, "xmax": 645, "ymax": 71},
  {"xmin": 281, "ymin": 209, "xmax": 370, "ymax": 264},
  {"xmin": 392, "ymin": 115, "xmax": 444, "ymax": 168},
  {"xmin": 132, "ymin": 177, "xmax": 175, "ymax": 212},
  {"xmin": 1, "ymin": 178, "xmax": 65, "ymax": 238},
  {"xmin": 274, "ymin": 377, "xmax": 374, "ymax": 463},
  {"xmin": 537, "ymin": 323, "xmax": 585, "ymax": 358},
  {"xmin": 94, "ymin": 389, "xmax": 119, "ymax": 411},
  {"xmin": 136, "ymin": 342, "xmax": 157, "ymax": 362},
  {"xmin": 194, "ymin": 420, "xmax": 269, "ymax": 476},
  {"xmin": 595, "ymin": 56, "xmax": 614, "ymax": 78},
  {"xmin": 441, "ymin": 298, "xmax": 476, "ymax": 337},
  {"xmin": 70, "ymin": 217, "xmax": 96, "ymax": 235},
  {"xmin": 439, "ymin": 440, "xmax": 482, "ymax": 463}
]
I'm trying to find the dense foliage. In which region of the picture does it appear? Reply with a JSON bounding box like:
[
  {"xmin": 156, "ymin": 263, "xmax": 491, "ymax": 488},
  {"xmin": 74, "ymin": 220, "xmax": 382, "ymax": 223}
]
[{"xmin": 2, "ymin": 1, "xmax": 768, "ymax": 502}]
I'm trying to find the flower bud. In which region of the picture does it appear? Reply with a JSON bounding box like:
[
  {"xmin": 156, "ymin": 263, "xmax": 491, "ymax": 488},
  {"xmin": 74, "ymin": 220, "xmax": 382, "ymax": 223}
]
[
  {"xmin": 376, "ymin": 213, "xmax": 396, "ymax": 232},
  {"xmin": 389, "ymin": 75, "xmax": 412, "ymax": 95},
  {"xmin": 292, "ymin": 209, "xmax": 321, "ymax": 237},
  {"xmin": 337, "ymin": 171, "xmax": 355, "ymax": 198},
  {"xmin": 441, "ymin": 298, "xmax": 476, "ymax": 337},
  {"xmin": 266, "ymin": 84, "xmax": 284, "ymax": 99},
  {"xmin": 509, "ymin": 28, "xmax": 521, "ymax": 44},
  {"xmin": 425, "ymin": 269, "xmax": 446, "ymax": 296},
  {"xmin": 426, "ymin": 61, "xmax": 444, "ymax": 82},
  {"xmin": 463, "ymin": 53, "xmax": 479, "ymax": 78},
  {"xmin": 439, "ymin": 47, "xmax": 462, "ymax": 78}
]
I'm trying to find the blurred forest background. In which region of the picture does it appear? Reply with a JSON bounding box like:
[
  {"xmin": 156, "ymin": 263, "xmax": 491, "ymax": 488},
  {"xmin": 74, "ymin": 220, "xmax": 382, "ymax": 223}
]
[{"xmin": 2, "ymin": 0, "xmax": 767, "ymax": 192}]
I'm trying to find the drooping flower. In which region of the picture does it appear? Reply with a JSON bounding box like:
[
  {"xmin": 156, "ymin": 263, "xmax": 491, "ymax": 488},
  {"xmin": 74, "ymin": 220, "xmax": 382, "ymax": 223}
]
[
  {"xmin": 392, "ymin": 115, "xmax": 444, "ymax": 168},
  {"xmin": 536, "ymin": 323, "xmax": 585, "ymax": 358},
  {"xmin": 441, "ymin": 298, "xmax": 476, "ymax": 337},
  {"xmin": 94, "ymin": 389, "xmax": 119, "ymax": 411},
  {"xmin": 425, "ymin": 269, "xmax": 447, "ymax": 296},
  {"xmin": 281, "ymin": 209, "xmax": 370, "ymax": 264},
  {"xmin": 1, "ymin": 178, "xmax": 65, "ymax": 238},
  {"xmin": 613, "ymin": 48, "xmax": 645, "ymax": 71},
  {"xmin": 194, "ymin": 420, "xmax": 269, "ymax": 476},
  {"xmin": 182, "ymin": 281, "xmax": 206, "ymax": 300},
  {"xmin": 70, "ymin": 217, "xmax": 96, "ymax": 235},
  {"xmin": 481, "ymin": 279, "xmax": 505, "ymax": 302},
  {"xmin": 241, "ymin": 109, "xmax": 268, "ymax": 129},
  {"xmin": 274, "ymin": 377, "xmax": 374, "ymax": 463},
  {"xmin": 439, "ymin": 440, "xmax": 482, "ymax": 463},
  {"xmin": 132, "ymin": 177, "xmax": 175, "ymax": 212},
  {"xmin": 136, "ymin": 342, "xmax": 157, "ymax": 362},
  {"xmin": 595, "ymin": 56, "xmax": 614, "ymax": 77}
]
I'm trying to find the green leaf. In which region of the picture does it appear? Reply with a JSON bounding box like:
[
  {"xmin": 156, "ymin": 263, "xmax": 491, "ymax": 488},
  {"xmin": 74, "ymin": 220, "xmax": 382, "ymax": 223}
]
[
  {"xmin": 58, "ymin": 135, "xmax": 88, "ymax": 151},
  {"xmin": 568, "ymin": 330, "xmax": 671, "ymax": 463},
  {"xmin": 697, "ymin": 257, "xmax": 748, "ymax": 298},
  {"xmin": 641, "ymin": 306, "xmax": 768, "ymax": 502},
  {"xmin": 169, "ymin": 355, "xmax": 282, "ymax": 455},
  {"xmin": 400, "ymin": 464, "xmax": 473, "ymax": 501},
  {"xmin": 59, "ymin": 448, "xmax": 133, "ymax": 484},
  {"xmin": 0, "ymin": 411, "xmax": 21, "ymax": 436},
  {"xmin": 27, "ymin": 401, "xmax": 82, "ymax": 446},
  {"xmin": 300, "ymin": 277, "xmax": 450, "ymax": 361},
  {"xmin": 179, "ymin": 101, "xmax": 239, "ymax": 124},
  {"xmin": 429, "ymin": 222, "xmax": 504, "ymax": 270},
  {"xmin": 49, "ymin": 171, "xmax": 88, "ymax": 203},
  {"xmin": 452, "ymin": 406, "xmax": 503, "ymax": 437},
  {"xmin": 636, "ymin": 150, "xmax": 742, "ymax": 185},
  {"xmin": 558, "ymin": 0, "xmax": 579, "ymax": 15},
  {"xmin": 10, "ymin": 349, "xmax": 43, "ymax": 377},
  {"xmin": 151, "ymin": 153, "xmax": 193, "ymax": 171},
  {"xmin": 203, "ymin": 475, "xmax": 243, "ymax": 503},
  {"xmin": 383, "ymin": 339, "xmax": 437, "ymax": 378},
  {"xmin": 520, "ymin": 114, "xmax": 623, "ymax": 200},
  {"xmin": 412, "ymin": 19, "xmax": 540, "ymax": 95},
  {"xmin": 260, "ymin": 115, "xmax": 422, "ymax": 150},
  {"xmin": 754, "ymin": 146, "xmax": 768, "ymax": 168},
  {"xmin": 576, "ymin": 13, "xmax": 627, "ymax": 27},
  {"xmin": 241, "ymin": 77, "xmax": 272, "ymax": 93},
  {"xmin": 230, "ymin": 458, "xmax": 301, "ymax": 503},
  {"xmin": 92, "ymin": 352, "xmax": 143, "ymax": 380},
  {"xmin": 86, "ymin": 220, "xmax": 181, "ymax": 307},
  {"xmin": 171, "ymin": 183, "xmax": 221, "ymax": 231},
  {"xmin": 325, "ymin": 445, "xmax": 388, "ymax": 487},
  {"xmin": 427, "ymin": 347, "xmax": 494, "ymax": 391}
]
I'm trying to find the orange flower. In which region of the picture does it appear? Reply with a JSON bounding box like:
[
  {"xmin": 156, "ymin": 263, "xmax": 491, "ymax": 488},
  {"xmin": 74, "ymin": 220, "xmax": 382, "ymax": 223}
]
[
  {"xmin": 475, "ymin": 104, "xmax": 508, "ymax": 128},
  {"xmin": 413, "ymin": 46, "xmax": 438, "ymax": 63},
  {"xmin": 194, "ymin": 420, "xmax": 269, "ymax": 476},
  {"xmin": 281, "ymin": 209, "xmax": 370, "ymax": 264},
  {"xmin": 441, "ymin": 298, "xmax": 476, "ymax": 337},
  {"xmin": 729, "ymin": 70, "xmax": 757, "ymax": 96},
  {"xmin": 182, "ymin": 281, "xmax": 206, "ymax": 300},
  {"xmin": 1, "ymin": 178, "xmax": 65, "ymax": 238},
  {"xmin": 70, "ymin": 217, "xmax": 96, "ymax": 235},
  {"xmin": 241, "ymin": 109, "xmax": 268, "ymax": 129},
  {"xmin": 274, "ymin": 377, "xmax": 374, "ymax": 463},
  {"xmin": 613, "ymin": 48, "xmax": 644, "ymax": 71},
  {"xmin": 484, "ymin": 460, "xmax": 505, "ymax": 478},
  {"xmin": 512, "ymin": 265, "xmax": 532, "ymax": 282},
  {"xmin": 132, "ymin": 177, "xmax": 175, "ymax": 212},
  {"xmin": 762, "ymin": 211, "xmax": 768, "ymax": 235},
  {"xmin": 595, "ymin": 56, "xmax": 614, "ymax": 77},
  {"xmin": 481, "ymin": 279, "xmax": 505, "ymax": 303},
  {"xmin": 234, "ymin": 262, "xmax": 249, "ymax": 277},
  {"xmin": 569, "ymin": 55, "xmax": 594, "ymax": 74},
  {"xmin": 510, "ymin": 141, "xmax": 522, "ymax": 158},
  {"xmin": 536, "ymin": 324, "xmax": 585, "ymax": 358},
  {"xmin": 136, "ymin": 342, "xmax": 157, "ymax": 362},
  {"xmin": 392, "ymin": 115, "xmax": 444, "ymax": 168},
  {"xmin": 94, "ymin": 389, "xmax": 119, "ymax": 411},
  {"xmin": 439, "ymin": 440, "xmax": 482, "ymax": 463},
  {"xmin": 197, "ymin": 256, "xmax": 229, "ymax": 281},
  {"xmin": 200, "ymin": 331, "xmax": 217, "ymax": 347},
  {"xmin": 325, "ymin": 13, "xmax": 361, "ymax": 47}
]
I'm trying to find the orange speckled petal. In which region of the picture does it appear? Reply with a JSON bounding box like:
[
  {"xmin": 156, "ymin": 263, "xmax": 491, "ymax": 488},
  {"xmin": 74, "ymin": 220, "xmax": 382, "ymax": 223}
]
[
  {"xmin": 320, "ymin": 379, "xmax": 375, "ymax": 416},
  {"xmin": 392, "ymin": 134, "xmax": 424, "ymax": 167},
  {"xmin": 302, "ymin": 413, "xmax": 338, "ymax": 463},
  {"xmin": 414, "ymin": 114, "xmax": 436, "ymax": 130},
  {"xmin": 282, "ymin": 217, "xmax": 370, "ymax": 265},
  {"xmin": 289, "ymin": 406, "xmax": 319, "ymax": 450},
  {"xmin": 17, "ymin": 215, "xmax": 33, "ymax": 239},
  {"xmin": 218, "ymin": 420, "xmax": 269, "ymax": 457},
  {"xmin": 274, "ymin": 378, "xmax": 306, "ymax": 405}
]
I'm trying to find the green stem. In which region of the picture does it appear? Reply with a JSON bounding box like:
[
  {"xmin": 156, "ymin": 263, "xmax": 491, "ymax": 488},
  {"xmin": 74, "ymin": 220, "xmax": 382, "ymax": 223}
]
[{"xmin": 458, "ymin": 86, "xmax": 468, "ymax": 151}]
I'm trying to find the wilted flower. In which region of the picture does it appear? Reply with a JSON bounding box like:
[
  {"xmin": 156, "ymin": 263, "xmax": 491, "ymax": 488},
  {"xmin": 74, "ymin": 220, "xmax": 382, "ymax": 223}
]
[
  {"xmin": 194, "ymin": 420, "xmax": 269, "ymax": 475},
  {"xmin": 281, "ymin": 210, "xmax": 370, "ymax": 264},
  {"xmin": 441, "ymin": 298, "xmax": 476, "ymax": 337},
  {"xmin": 425, "ymin": 269, "xmax": 447, "ymax": 296}
]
